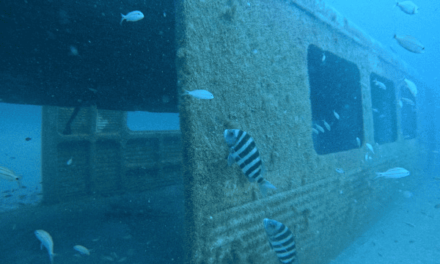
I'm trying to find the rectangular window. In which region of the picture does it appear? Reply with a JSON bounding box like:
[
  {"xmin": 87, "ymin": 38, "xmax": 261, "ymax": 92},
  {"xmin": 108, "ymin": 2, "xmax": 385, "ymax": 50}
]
[
  {"xmin": 308, "ymin": 45, "xmax": 364, "ymax": 155},
  {"xmin": 370, "ymin": 73, "xmax": 397, "ymax": 144},
  {"xmin": 400, "ymin": 79, "xmax": 417, "ymax": 139}
]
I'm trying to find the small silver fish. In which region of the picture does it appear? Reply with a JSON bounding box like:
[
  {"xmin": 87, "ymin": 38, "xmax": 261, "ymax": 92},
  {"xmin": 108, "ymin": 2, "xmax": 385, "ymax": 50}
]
[
  {"xmin": 182, "ymin": 89, "xmax": 214, "ymax": 100},
  {"xmin": 0, "ymin": 166, "xmax": 21, "ymax": 188},
  {"xmin": 322, "ymin": 53, "xmax": 326, "ymax": 62},
  {"xmin": 395, "ymin": 1, "xmax": 419, "ymax": 15},
  {"xmin": 399, "ymin": 100, "xmax": 403, "ymax": 108},
  {"xmin": 74, "ymin": 245, "xmax": 90, "ymax": 255},
  {"xmin": 67, "ymin": 157, "xmax": 73, "ymax": 166},
  {"xmin": 335, "ymin": 168, "xmax": 345, "ymax": 174},
  {"xmin": 366, "ymin": 143, "xmax": 374, "ymax": 154},
  {"xmin": 372, "ymin": 108, "xmax": 379, "ymax": 113},
  {"xmin": 375, "ymin": 167, "xmax": 410, "ymax": 179},
  {"xmin": 394, "ymin": 34, "xmax": 425, "ymax": 54},
  {"xmin": 323, "ymin": 120, "xmax": 331, "ymax": 131},
  {"xmin": 312, "ymin": 128, "xmax": 319, "ymax": 134},
  {"xmin": 263, "ymin": 218, "xmax": 297, "ymax": 264},
  {"xmin": 102, "ymin": 256, "xmax": 114, "ymax": 261},
  {"xmin": 35, "ymin": 230, "xmax": 55, "ymax": 264},
  {"xmin": 373, "ymin": 79, "xmax": 386, "ymax": 90},
  {"xmin": 356, "ymin": 137, "xmax": 361, "ymax": 147},
  {"xmin": 69, "ymin": 46, "xmax": 79, "ymax": 56},
  {"xmin": 400, "ymin": 97, "xmax": 415, "ymax": 106},
  {"xmin": 120, "ymin": 11, "xmax": 144, "ymax": 25},
  {"xmin": 404, "ymin": 78, "xmax": 417, "ymax": 97},
  {"xmin": 333, "ymin": 110, "xmax": 340, "ymax": 120},
  {"xmin": 315, "ymin": 124, "xmax": 325, "ymax": 133}
]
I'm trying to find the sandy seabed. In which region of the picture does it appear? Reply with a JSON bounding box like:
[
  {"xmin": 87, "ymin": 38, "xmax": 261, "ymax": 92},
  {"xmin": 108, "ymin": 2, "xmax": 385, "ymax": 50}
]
[{"xmin": 330, "ymin": 176, "xmax": 440, "ymax": 264}]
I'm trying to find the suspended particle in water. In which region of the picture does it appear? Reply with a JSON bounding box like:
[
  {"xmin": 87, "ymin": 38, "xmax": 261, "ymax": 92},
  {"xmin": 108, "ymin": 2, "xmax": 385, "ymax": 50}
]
[
  {"xmin": 69, "ymin": 46, "xmax": 79, "ymax": 56},
  {"xmin": 162, "ymin": 95, "xmax": 170, "ymax": 103}
]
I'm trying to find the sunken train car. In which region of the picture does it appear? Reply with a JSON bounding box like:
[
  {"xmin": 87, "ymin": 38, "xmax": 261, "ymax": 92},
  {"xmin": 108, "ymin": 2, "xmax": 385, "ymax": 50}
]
[{"xmin": 0, "ymin": 0, "xmax": 431, "ymax": 263}]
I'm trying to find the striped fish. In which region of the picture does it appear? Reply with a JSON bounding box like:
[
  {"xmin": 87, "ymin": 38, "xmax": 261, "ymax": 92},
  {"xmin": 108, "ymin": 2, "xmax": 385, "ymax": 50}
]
[
  {"xmin": 375, "ymin": 167, "xmax": 410, "ymax": 179},
  {"xmin": 223, "ymin": 129, "xmax": 276, "ymax": 196},
  {"xmin": 263, "ymin": 218, "xmax": 297, "ymax": 264}
]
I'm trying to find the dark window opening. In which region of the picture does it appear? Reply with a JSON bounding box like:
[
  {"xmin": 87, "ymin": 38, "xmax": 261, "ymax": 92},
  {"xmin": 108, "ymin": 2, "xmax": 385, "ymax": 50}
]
[
  {"xmin": 308, "ymin": 45, "xmax": 364, "ymax": 155},
  {"xmin": 370, "ymin": 73, "xmax": 397, "ymax": 144},
  {"xmin": 400, "ymin": 79, "xmax": 417, "ymax": 139}
]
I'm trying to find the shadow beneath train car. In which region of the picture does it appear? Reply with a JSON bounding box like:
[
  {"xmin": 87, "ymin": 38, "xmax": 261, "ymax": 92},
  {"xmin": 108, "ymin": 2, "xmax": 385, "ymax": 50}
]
[{"xmin": 0, "ymin": 184, "xmax": 184, "ymax": 264}]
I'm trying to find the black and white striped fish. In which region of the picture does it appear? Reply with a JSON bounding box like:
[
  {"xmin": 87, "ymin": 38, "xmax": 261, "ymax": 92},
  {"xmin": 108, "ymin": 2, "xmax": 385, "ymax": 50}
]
[
  {"xmin": 223, "ymin": 129, "xmax": 276, "ymax": 196},
  {"xmin": 263, "ymin": 218, "xmax": 297, "ymax": 264}
]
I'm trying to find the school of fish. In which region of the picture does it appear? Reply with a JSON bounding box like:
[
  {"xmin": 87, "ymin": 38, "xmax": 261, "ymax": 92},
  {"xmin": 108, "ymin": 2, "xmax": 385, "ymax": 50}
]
[{"xmin": 2, "ymin": 2, "xmax": 424, "ymax": 264}]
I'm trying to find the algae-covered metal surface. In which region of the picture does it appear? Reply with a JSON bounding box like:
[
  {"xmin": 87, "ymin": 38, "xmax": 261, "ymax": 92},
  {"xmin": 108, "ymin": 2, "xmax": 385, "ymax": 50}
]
[{"xmin": 178, "ymin": 0, "xmax": 421, "ymax": 263}]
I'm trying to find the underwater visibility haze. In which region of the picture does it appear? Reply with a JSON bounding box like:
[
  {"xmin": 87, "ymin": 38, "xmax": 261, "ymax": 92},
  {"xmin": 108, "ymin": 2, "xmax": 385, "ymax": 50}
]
[{"xmin": 0, "ymin": 0, "xmax": 439, "ymax": 263}]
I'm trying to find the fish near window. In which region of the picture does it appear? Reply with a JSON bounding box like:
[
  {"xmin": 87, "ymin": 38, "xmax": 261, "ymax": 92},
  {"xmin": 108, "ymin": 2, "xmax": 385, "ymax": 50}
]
[
  {"xmin": 399, "ymin": 79, "xmax": 417, "ymax": 139},
  {"xmin": 307, "ymin": 45, "xmax": 363, "ymax": 155},
  {"xmin": 370, "ymin": 73, "xmax": 397, "ymax": 144}
]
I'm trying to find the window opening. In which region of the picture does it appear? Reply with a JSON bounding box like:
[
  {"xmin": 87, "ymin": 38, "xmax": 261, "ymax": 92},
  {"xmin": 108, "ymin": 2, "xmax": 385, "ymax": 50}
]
[
  {"xmin": 0, "ymin": 103, "xmax": 42, "ymax": 212},
  {"xmin": 399, "ymin": 79, "xmax": 417, "ymax": 139},
  {"xmin": 308, "ymin": 45, "xmax": 364, "ymax": 155},
  {"xmin": 127, "ymin": 111, "xmax": 179, "ymax": 131},
  {"xmin": 370, "ymin": 73, "xmax": 397, "ymax": 144}
]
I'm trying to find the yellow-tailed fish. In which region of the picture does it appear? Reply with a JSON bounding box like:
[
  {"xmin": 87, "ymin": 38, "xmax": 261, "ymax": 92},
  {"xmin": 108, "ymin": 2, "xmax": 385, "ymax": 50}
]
[
  {"xmin": 35, "ymin": 230, "xmax": 55, "ymax": 264},
  {"xmin": 366, "ymin": 143, "xmax": 374, "ymax": 154},
  {"xmin": 356, "ymin": 137, "xmax": 361, "ymax": 147},
  {"xmin": 373, "ymin": 79, "xmax": 386, "ymax": 90},
  {"xmin": 401, "ymin": 97, "xmax": 415, "ymax": 106},
  {"xmin": 404, "ymin": 78, "xmax": 417, "ymax": 97},
  {"xmin": 0, "ymin": 166, "xmax": 21, "ymax": 188},
  {"xmin": 375, "ymin": 167, "xmax": 410, "ymax": 179},
  {"xmin": 323, "ymin": 120, "xmax": 331, "ymax": 131},
  {"xmin": 315, "ymin": 124, "xmax": 325, "ymax": 133},
  {"xmin": 395, "ymin": 1, "xmax": 419, "ymax": 15},
  {"xmin": 394, "ymin": 34, "xmax": 425, "ymax": 53},
  {"xmin": 74, "ymin": 245, "xmax": 91, "ymax": 255},
  {"xmin": 182, "ymin": 89, "xmax": 214, "ymax": 100},
  {"xmin": 120, "ymin": 11, "xmax": 144, "ymax": 25}
]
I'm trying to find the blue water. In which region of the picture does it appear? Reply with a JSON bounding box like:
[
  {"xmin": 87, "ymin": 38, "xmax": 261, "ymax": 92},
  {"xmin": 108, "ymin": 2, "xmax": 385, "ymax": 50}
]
[
  {"xmin": 1, "ymin": 0, "xmax": 440, "ymax": 263},
  {"xmin": 326, "ymin": 0, "xmax": 440, "ymax": 90}
]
